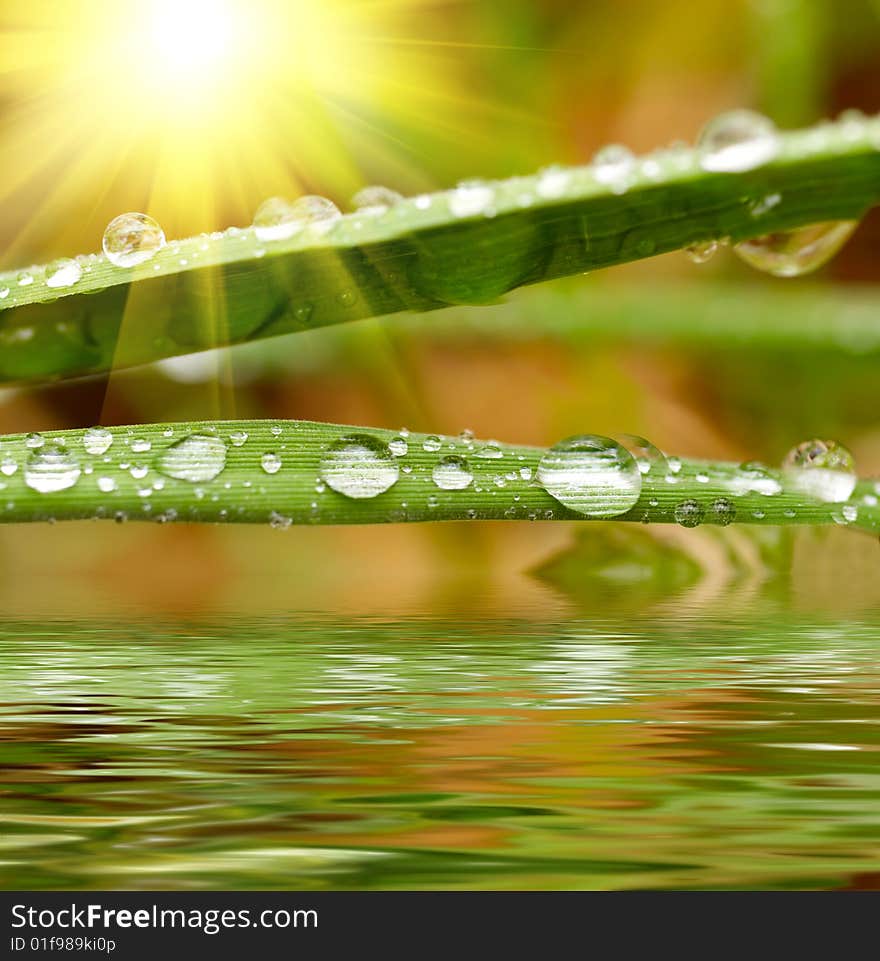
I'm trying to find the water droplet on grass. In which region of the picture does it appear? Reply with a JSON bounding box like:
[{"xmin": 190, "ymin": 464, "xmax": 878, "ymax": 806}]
[
  {"xmin": 159, "ymin": 434, "xmax": 227, "ymax": 482},
  {"xmin": 674, "ymin": 499, "xmax": 704, "ymax": 528},
  {"xmin": 83, "ymin": 427, "xmax": 113, "ymax": 455},
  {"xmin": 230, "ymin": 430, "xmax": 248, "ymax": 447},
  {"xmin": 260, "ymin": 452, "xmax": 282, "ymax": 475},
  {"xmin": 712, "ymin": 498, "xmax": 736, "ymax": 526},
  {"xmin": 103, "ymin": 213, "xmax": 166, "ymax": 267},
  {"xmin": 97, "ymin": 476, "xmax": 117, "ymax": 493},
  {"xmin": 432, "ymin": 455, "xmax": 473, "ymax": 490},
  {"xmin": 46, "ymin": 258, "xmax": 82, "ymax": 289},
  {"xmin": 388, "ymin": 436, "xmax": 408, "ymax": 457},
  {"xmin": 697, "ymin": 110, "xmax": 780, "ymax": 172},
  {"xmin": 253, "ymin": 195, "xmax": 340, "ymax": 241},
  {"xmin": 734, "ymin": 221, "xmax": 857, "ymax": 277},
  {"xmin": 449, "ymin": 182, "xmax": 494, "ymax": 218},
  {"xmin": 352, "ymin": 185, "xmax": 403, "ymax": 213},
  {"xmin": 25, "ymin": 433, "xmax": 44, "ymax": 449},
  {"xmin": 592, "ymin": 144, "xmax": 636, "ymax": 193},
  {"xmin": 782, "ymin": 438, "xmax": 856, "ymax": 503},
  {"xmin": 685, "ymin": 240, "xmax": 721, "ymax": 264},
  {"xmin": 24, "ymin": 444, "xmax": 81, "ymax": 493},
  {"xmin": 320, "ymin": 434, "xmax": 399, "ymax": 499},
  {"xmin": 423, "ymin": 435, "xmax": 442, "ymax": 453},
  {"xmin": 537, "ymin": 435, "xmax": 641, "ymax": 517}
]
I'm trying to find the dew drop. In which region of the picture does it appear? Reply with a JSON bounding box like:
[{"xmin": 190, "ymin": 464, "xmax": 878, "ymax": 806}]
[
  {"xmin": 260, "ymin": 452, "xmax": 282, "ymax": 475},
  {"xmin": 449, "ymin": 182, "xmax": 494, "ymax": 218},
  {"xmin": 592, "ymin": 144, "xmax": 636, "ymax": 193},
  {"xmin": 782, "ymin": 439, "xmax": 856, "ymax": 503},
  {"xmin": 536, "ymin": 435, "xmax": 642, "ymax": 517},
  {"xmin": 253, "ymin": 195, "xmax": 340, "ymax": 241},
  {"xmin": 24, "ymin": 443, "xmax": 81, "ymax": 493},
  {"xmin": 83, "ymin": 427, "xmax": 113, "ymax": 456},
  {"xmin": 352, "ymin": 185, "xmax": 403, "ymax": 214},
  {"xmin": 711, "ymin": 498, "xmax": 736, "ymax": 526},
  {"xmin": 697, "ymin": 109, "xmax": 780, "ymax": 173},
  {"xmin": 17, "ymin": 272, "xmax": 34, "ymax": 287},
  {"xmin": 620, "ymin": 435, "xmax": 667, "ymax": 475},
  {"xmin": 269, "ymin": 510, "xmax": 293, "ymax": 530},
  {"xmin": 0, "ymin": 457, "xmax": 16, "ymax": 476},
  {"xmin": 130, "ymin": 437, "xmax": 151, "ymax": 453},
  {"xmin": 685, "ymin": 240, "xmax": 721, "ymax": 264},
  {"xmin": 729, "ymin": 462, "xmax": 783, "ymax": 496},
  {"xmin": 25, "ymin": 433, "xmax": 44, "ymax": 449},
  {"xmin": 159, "ymin": 434, "xmax": 227, "ymax": 483},
  {"xmin": 97, "ymin": 476, "xmax": 117, "ymax": 493},
  {"xmin": 423, "ymin": 435, "xmax": 442, "ymax": 453},
  {"xmin": 230, "ymin": 430, "xmax": 249, "ymax": 447},
  {"xmin": 319, "ymin": 434, "xmax": 399, "ymax": 499},
  {"xmin": 432, "ymin": 455, "xmax": 473, "ymax": 491},
  {"xmin": 45, "ymin": 258, "xmax": 82, "ymax": 289},
  {"xmin": 536, "ymin": 165, "xmax": 571, "ymax": 199},
  {"xmin": 674, "ymin": 499, "xmax": 704, "ymax": 528},
  {"xmin": 833, "ymin": 504, "xmax": 859, "ymax": 526},
  {"xmin": 734, "ymin": 221, "xmax": 857, "ymax": 277},
  {"xmin": 0, "ymin": 286, "xmax": 8, "ymax": 299},
  {"xmin": 388, "ymin": 436, "xmax": 408, "ymax": 457},
  {"xmin": 103, "ymin": 212, "xmax": 166, "ymax": 267},
  {"xmin": 476, "ymin": 442, "xmax": 504, "ymax": 459}
]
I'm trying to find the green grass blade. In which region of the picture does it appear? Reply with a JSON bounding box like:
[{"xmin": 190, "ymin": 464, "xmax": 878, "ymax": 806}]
[
  {"xmin": 1, "ymin": 419, "xmax": 876, "ymax": 533},
  {"xmin": 1, "ymin": 115, "xmax": 879, "ymax": 383}
]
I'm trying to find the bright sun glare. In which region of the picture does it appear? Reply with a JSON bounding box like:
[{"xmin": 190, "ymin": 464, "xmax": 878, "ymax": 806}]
[{"xmin": 148, "ymin": 0, "xmax": 235, "ymax": 77}]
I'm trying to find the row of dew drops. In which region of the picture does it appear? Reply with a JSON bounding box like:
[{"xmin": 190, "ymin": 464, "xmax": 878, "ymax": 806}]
[
  {"xmin": 6, "ymin": 426, "xmax": 869, "ymax": 529},
  {"xmin": 3, "ymin": 108, "xmax": 874, "ymax": 300}
]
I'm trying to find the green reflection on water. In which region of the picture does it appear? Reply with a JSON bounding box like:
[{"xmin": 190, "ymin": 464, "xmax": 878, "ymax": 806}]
[{"xmin": 0, "ymin": 611, "xmax": 878, "ymax": 890}]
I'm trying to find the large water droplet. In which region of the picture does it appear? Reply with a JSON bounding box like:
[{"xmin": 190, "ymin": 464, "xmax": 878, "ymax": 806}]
[
  {"xmin": 352, "ymin": 185, "xmax": 403, "ymax": 214},
  {"xmin": 697, "ymin": 110, "xmax": 780, "ymax": 173},
  {"xmin": 24, "ymin": 443, "xmax": 81, "ymax": 493},
  {"xmin": 319, "ymin": 434, "xmax": 399, "ymax": 499},
  {"xmin": 83, "ymin": 427, "xmax": 113, "ymax": 456},
  {"xmin": 592, "ymin": 144, "xmax": 636, "ymax": 193},
  {"xmin": 45, "ymin": 258, "xmax": 82, "ymax": 289},
  {"xmin": 536, "ymin": 435, "xmax": 642, "ymax": 517},
  {"xmin": 103, "ymin": 213, "xmax": 166, "ymax": 267},
  {"xmin": 432, "ymin": 455, "xmax": 473, "ymax": 491},
  {"xmin": 159, "ymin": 434, "xmax": 227, "ymax": 483},
  {"xmin": 734, "ymin": 221, "xmax": 856, "ymax": 277},
  {"xmin": 782, "ymin": 439, "xmax": 856, "ymax": 503}
]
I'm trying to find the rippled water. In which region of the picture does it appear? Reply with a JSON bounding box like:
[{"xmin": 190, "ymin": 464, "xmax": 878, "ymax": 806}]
[{"xmin": 1, "ymin": 610, "xmax": 879, "ymax": 890}]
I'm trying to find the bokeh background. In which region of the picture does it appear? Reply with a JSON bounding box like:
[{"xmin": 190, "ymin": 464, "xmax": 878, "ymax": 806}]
[{"xmin": 1, "ymin": 0, "xmax": 880, "ymax": 893}]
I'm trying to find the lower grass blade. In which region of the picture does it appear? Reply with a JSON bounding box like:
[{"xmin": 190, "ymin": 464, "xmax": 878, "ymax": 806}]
[{"xmin": 1, "ymin": 419, "xmax": 876, "ymax": 534}]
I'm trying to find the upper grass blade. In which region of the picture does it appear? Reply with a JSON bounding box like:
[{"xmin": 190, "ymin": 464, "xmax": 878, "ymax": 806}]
[{"xmin": 1, "ymin": 115, "xmax": 879, "ymax": 383}]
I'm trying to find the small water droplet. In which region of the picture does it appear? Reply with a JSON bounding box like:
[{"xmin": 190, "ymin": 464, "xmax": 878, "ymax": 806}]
[
  {"xmin": 476, "ymin": 442, "xmax": 503, "ymax": 459},
  {"xmin": 24, "ymin": 443, "xmax": 81, "ymax": 493},
  {"xmin": 45, "ymin": 258, "xmax": 82, "ymax": 289},
  {"xmin": 0, "ymin": 457, "xmax": 16, "ymax": 476},
  {"xmin": 230, "ymin": 430, "xmax": 248, "ymax": 447},
  {"xmin": 734, "ymin": 221, "xmax": 857, "ymax": 277},
  {"xmin": 423, "ymin": 435, "xmax": 442, "ymax": 453},
  {"xmin": 17, "ymin": 272, "xmax": 34, "ymax": 287},
  {"xmin": 537, "ymin": 435, "xmax": 642, "ymax": 517},
  {"xmin": 697, "ymin": 109, "xmax": 780, "ymax": 173},
  {"xmin": 269, "ymin": 510, "xmax": 293, "ymax": 530},
  {"xmin": 711, "ymin": 498, "xmax": 736, "ymax": 526},
  {"xmin": 83, "ymin": 427, "xmax": 113, "ymax": 456},
  {"xmin": 159, "ymin": 434, "xmax": 227, "ymax": 483},
  {"xmin": 619, "ymin": 435, "xmax": 668, "ymax": 476},
  {"xmin": 432, "ymin": 455, "xmax": 473, "ymax": 490},
  {"xmin": 103, "ymin": 212, "xmax": 166, "ymax": 267},
  {"xmin": 685, "ymin": 240, "xmax": 721, "ymax": 264},
  {"xmin": 592, "ymin": 144, "xmax": 636, "ymax": 193},
  {"xmin": 253, "ymin": 195, "xmax": 340, "ymax": 241},
  {"xmin": 388, "ymin": 436, "xmax": 408, "ymax": 457},
  {"xmin": 730, "ymin": 462, "xmax": 783, "ymax": 496},
  {"xmin": 782, "ymin": 439, "xmax": 856, "ymax": 503},
  {"xmin": 832, "ymin": 504, "xmax": 859, "ymax": 526},
  {"xmin": 674, "ymin": 499, "xmax": 704, "ymax": 528},
  {"xmin": 260, "ymin": 452, "xmax": 282, "ymax": 475},
  {"xmin": 25, "ymin": 432, "xmax": 44, "ymax": 449},
  {"xmin": 449, "ymin": 182, "xmax": 494, "ymax": 218},
  {"xmin": 130, "ymin": 437, "xmax": 151, "ymax": 453},
  {"xmin": 97, "ymin": 476, "xmax": 117, "ymax": 493},
  {"xmin": 352, "ymin": 185, "xmax": 403, "ymax": 213},
  {"xmin": 319, "ymin": 434, "xmax": 399, "ymax": 499},
  {"xmin": 536, "ymin": 165, "xmax": 571, "ymax": 199}
]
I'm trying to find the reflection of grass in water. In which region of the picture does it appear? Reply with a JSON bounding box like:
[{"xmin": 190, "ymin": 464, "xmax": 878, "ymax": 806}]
[{"xmin": 0, "ymin": 611, "xmax": 878, "ymax": 890}]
